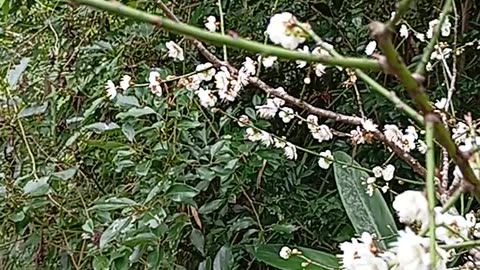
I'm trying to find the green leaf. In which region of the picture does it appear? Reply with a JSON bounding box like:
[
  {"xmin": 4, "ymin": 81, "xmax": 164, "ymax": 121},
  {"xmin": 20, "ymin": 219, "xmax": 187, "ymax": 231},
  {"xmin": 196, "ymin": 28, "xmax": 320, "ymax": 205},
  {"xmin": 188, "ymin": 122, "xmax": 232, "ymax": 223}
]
[
  {"xmin": 115, "ymin": 94, "xmax": 140, "ymax": 107},
  {"xmin": 333, "ymin": 151, "xmax": 397, "ymax": 248},
  {"xmin": 270, "ymin": 224, "xmax": 298, "ymax": 234},
  {"xmin": 210, "ymin": 141, "xmax": 225, "ymax": 158},
  {"xmin": 83, "ymin": 122, "xmax": 120, "ymax": 133},
  {"xmin": 18, "ymin": 102, "xmax": 48, "ymax": 118},
  {"xmin": 7, "ymin": 57, "xmax": 29, "ymax": 87},
  {"xmin": 100, "ymin": 218, "xmax": 130, "ymax": 249},
  {"xmin": 82, "ymin": 219, "xmax": 94, "ymax": 234},
  {"xmin": 167, "ymin": 184, "xmax": 199, "ymax": 202},
  {"xmin": 23, "ymin": 177, "xmax": 50, "ymax": 196},
  {"xmin": 213, "ymin": 246, "xmax": 232, "ymax": 270},
  {"xmin": 198, "ymin": 199, "xmax": 224, "ymax": 215},
  {"xmin": 91, "ymin": 197, "xmax": 138, "ymax": 211},
  {"xmin": 190, "ymin": 229, "xmax": 205, "ymax": 255},
  {"xmin": 135, "ymin": 160, "xmax": 151, "ymax": 176},
  {"xmin": 255, "ymin": 245, "xmax": 339, "ymax": 270},
  {"xmin": 52, "ymin": 167, "xmax": 78, "ymax": 181},
  {"xmin": 198, "ymin": 258, "xmax": 212, "ymax": 270},
  {"xmin": 116, "ymin": 107, "xmax": 156, "ymax": 119},
  {"xmin": 83, "ymin": 97, "xmax": 105, "ymax": 119},
  {"xmin": 122, "ymin": 122, "xmax": 136, "ymax": 142},
  {"xmin": 92, "ymin": 255, "xmax": 109, "ymax": 270}
]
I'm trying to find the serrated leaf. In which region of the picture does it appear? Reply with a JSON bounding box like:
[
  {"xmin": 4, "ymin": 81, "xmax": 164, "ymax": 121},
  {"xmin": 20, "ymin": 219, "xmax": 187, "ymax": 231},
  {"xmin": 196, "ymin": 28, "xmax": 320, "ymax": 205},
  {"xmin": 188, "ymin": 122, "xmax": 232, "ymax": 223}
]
[
  {"xmin": 213, "ymin": 246, "xmax": 232, "ymax": 270},
  {"xmin": 255, "ymin": 244, "xmax": 339, "ymax": 270},
  {"xmin": 190, "ymin": 229, "xmax": 205, "ymax": 255},
  {"xmin": 84, "ymin": 122, "xmax": 120, "ymax": 133},
  {"xmin": 333, "ymin": 151, "xmax": 397, "ymax": 248},
  {"xmin": 198, "ymin": 199, "xmax": 224, "ymax": 215},
  {"xmin": 116, "ymin": 107, "xmax": 155, "ymax": 119},
  {"xmin": 18, "ymin": 102, "xmax": 48, "ymax": 118},
  {"xmin": 7, "ymin": 57, "xmax": 29, "ymax": 87}
]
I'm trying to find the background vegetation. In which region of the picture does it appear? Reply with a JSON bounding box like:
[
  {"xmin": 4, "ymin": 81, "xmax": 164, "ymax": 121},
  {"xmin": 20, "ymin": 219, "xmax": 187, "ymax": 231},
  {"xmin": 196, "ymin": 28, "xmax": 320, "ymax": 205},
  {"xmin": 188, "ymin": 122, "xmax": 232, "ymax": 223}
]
[{"xmin": 1, "ymin": 0, "xmax": 479, "ymax": 269}]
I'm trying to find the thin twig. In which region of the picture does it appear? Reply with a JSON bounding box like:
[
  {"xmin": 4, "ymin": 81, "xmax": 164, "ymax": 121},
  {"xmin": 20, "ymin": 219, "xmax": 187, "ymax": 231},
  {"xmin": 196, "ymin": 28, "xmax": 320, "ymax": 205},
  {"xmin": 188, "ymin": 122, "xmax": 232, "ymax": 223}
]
[{"xmin": 425, "ymin": 116, "xmax": 437, "ymax": 267}]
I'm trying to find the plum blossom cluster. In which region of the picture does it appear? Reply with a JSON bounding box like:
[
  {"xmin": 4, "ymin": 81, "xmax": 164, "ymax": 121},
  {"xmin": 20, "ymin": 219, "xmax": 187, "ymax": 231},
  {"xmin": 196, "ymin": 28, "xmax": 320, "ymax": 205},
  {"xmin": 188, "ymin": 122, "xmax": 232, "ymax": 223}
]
[
  {"xmin": 279, "ymin": 190, "xmax": 480, "ymax": 269},
  {"xmin": 383, "ymin": 124, "xmax": 427, "ymax": 154},
  {"xmin": 363, "ymin": 164, "xmax": 395, "ymax": 196}
]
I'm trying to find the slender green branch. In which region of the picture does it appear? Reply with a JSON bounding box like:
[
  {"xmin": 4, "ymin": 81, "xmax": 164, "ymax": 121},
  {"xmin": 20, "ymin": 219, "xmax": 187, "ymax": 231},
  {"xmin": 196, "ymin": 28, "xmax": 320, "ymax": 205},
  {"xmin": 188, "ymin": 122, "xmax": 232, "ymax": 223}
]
[
  {"xmin": 425, "ymin": 118, "xmax": 437, "ymax": 268},
  {"xmin": 387, "ymin": 0, "xmax": 414, "ymax": 29},
  {"xmin": 71, "ymin": 0, "xmax": 380, "ymax": 71},
  {"xmin": 441, "ymin": 188, "xmax": 463, "ymax": 214},
  {"xmin": 415, "ymin": 0, "xmax": 453, "ymax": 75},
  {"xmin": 217, "ymin": 0, "xmax": 227, "ymax": 61},
  {"xmin": 440, "ymin": 239, "xmax": 480, "ymax": 250},
  {"xmin": 371, "ymin": 19, "xmax": 480, "ymax": 195}
]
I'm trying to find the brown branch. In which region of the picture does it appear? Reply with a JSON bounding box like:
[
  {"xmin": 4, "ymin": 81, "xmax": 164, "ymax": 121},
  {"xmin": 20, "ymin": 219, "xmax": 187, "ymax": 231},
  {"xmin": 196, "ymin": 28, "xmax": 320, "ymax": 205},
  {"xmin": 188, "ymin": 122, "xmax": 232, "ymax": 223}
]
[{"xmin": 156, "ymin": 1, "xmax": 426, "ymax": 178}]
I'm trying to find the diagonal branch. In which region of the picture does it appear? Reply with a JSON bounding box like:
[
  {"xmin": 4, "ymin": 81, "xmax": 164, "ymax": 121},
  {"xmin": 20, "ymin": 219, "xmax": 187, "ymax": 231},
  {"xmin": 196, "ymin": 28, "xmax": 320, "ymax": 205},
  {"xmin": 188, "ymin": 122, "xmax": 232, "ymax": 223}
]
[
  {"xmin": 370, "ymin": 0, "xmax": 480, "ymax": 195},
  {"xmin": 71, "ymin": 0, "xmax": 380, "ymax": 71}
]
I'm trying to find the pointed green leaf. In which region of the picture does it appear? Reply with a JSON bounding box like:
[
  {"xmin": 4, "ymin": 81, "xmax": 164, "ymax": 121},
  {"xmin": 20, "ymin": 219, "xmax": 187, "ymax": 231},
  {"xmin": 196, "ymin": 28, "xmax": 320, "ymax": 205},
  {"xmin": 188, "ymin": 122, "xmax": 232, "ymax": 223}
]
[
  {"xmin": 190, "ymin": 229, "xmax": 205, "ymax": 256},
  {"xmin": 333, "ymin": 151, "xmax": 397, "ymax": 248},
  {"xmin": 213, "ymin": 246, "xmax": 232, "ymax": 270},
  {"xmin": 7, "ymin": 57, "xmax": 29, "ymax": 87}
]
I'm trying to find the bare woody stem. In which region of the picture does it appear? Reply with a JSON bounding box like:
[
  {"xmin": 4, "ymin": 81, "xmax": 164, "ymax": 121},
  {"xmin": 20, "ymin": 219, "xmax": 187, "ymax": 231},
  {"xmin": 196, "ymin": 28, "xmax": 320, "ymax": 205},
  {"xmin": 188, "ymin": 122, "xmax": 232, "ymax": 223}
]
[
  {"xmin": 70, "ymin": 0, "xmax": 380, "ymax": 71},
  {"xmin": 371, "ymin": 17, "xmax": 480, "ymax": 195}
]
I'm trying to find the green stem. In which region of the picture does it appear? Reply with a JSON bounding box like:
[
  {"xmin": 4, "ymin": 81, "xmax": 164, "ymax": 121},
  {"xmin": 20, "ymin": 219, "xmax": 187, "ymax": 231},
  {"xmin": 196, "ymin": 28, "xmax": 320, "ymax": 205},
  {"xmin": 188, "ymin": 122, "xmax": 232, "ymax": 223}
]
[
  {"xmin": 441, "ymin": 239, "xmax": 480, "ymax": 250},
  {"xmin": 387, "ymin": 0, "xmax": 414, "ymax": 29},
  {"xmin": 415, "ymin": 0, "xmax": 453, "ymax": 75},
  {"xmin": 373, "ymin": 20, "xmax": 480, "ymax": 195},
  {"xmin": 425, "ymin": 119, "xmax": 437, "ymax": 268},
  {"xmin": 217, "ymin": 0, "xmax": 227, "ymax": 61},
  {"xmin": 71, "ymin": 0, "xmax": 380, "ymax": 71}
]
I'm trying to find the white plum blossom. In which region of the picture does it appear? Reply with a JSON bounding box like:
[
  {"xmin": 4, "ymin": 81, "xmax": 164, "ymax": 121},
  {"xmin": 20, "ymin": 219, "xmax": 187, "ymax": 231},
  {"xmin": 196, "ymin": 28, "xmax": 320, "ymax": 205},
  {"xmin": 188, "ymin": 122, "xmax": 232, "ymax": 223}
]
[
  {"xmin": 238, "ymin": 115, "xmax": 250, "ymax": 127},
  {"xmin": 284, "ymin": 142, "xmax": 297, "ymax": 160},
  {"xmin": 458, "ymin": 136, "xmax": 480, "ymax": 153},
  {"xmin": 415, "ymin": 32, "xmax": 426, "ymax": 42},
  {"xmin": 119, "ymin": 75, "xmax": 131, "ymax": 91},
  {"xmin": 436, "ymin": 212, "xmax": 472, "ymax": 245},
  {"xmin": 381, "ymin": 185, "xmax": 389, "ymax": 193},
  {"xmin": 362, "ymin": 119, "xmax": 378, "ymax": 132},
  {"xmin": 279, "ymin": 246, "xmax": 292, "ymax": 260},
  {"xmin": 393, "ymin": 190, "xmax": 429, "ymax": 229},
  {"xmin": 430, "ymin": 46, "xmax": 452, "ymax": 60},
  {"xmin": 196, "ymin": 63, "xmax": 216, "ymax": 81},
  {"xmin": 303, "ymin": 77, "xmax": 311, "ymax": 84},
  {"xmin": 425, "ymin": 62, "xmax": 433, "ymax": 72},
  {"xmin": 365, "ymin": 41, "xmax": 377, "ymax": 56},
  {"xmin": 384, "ymin": 124, "xmax": 403, "ymax": 143},
  {"xmin": 402, "ymin": 132, "xmax": 417, "ymax": 152},
  {"xmin": 306, "ymin": 114, "xmax": 318, "ymax": 128},
  {"xmin": 427, "ymin": 17, "xmax": 451, "ymax": 39},
  {"xmin": 452, "ymin": 122, "xmax": 469, "ymax": 143},
  {"xmin": 149, "ymin": 71, "xmax": 162, "ymax": 96},
  {"xmin": 434, "ymin": 98, "xmax": 447, "ymax": 109},
  {"xmin": 279, "ymin": 107, "xmax": 295, "ymax": 123},
  {"xmin": 256, "ymin": 98, "xmax": 285, "ymax": 119},
  {"xmin": 310, "ymin": 125, "xmax": 333, "ymax": 143},
  {"xmin": 260, "ymin": 131, "xmax": 273, "ymax": 147},
  {"xmin": 314, "ymin": 64, "xmax": 326, "ymax": 77},
  {"xmin": 274, "ymin": 137, "xmax": 286, "ymax": 149},
  {"xmin": 197, "ymin": 88, "xmax": 217, "ymax": 108},
  {"xmin": 399, "ymin": 24, "xmax": 409, "ymax": 38},
  {"xmin": 318, "ymin": 150, "xmax": 333, "ymax": 169},
  {"xmin": 338, "ymin": 232, "xmax": 388, "ymax": 270},
  {"xmin": 205, "ymin": 16, "xmax": 217, "ymax": 32},
  {"xmin": 296, "ymin": 45, "xmax": 309, "ymax": 68},
  {"xmin": 382, "ymin": 164, "xmax": 395, "ymax": 181},
  {"xmin": 266, "ymin": 12, "xmax": 306, "ymax": 49},
  {"xmin": 392, "ymin": 228, "xmax": 448, "ymax": 270},
  {"xmin": 246, "ymin": 127, "xmax": 262, "ymax": 142},
  {"xmin": 165, "ymin": 41, "xmax": 184, "ymax": 61},
  {"xmin": 105, "ymin": 80, "xmax": 117, "ymax": 100},
  {"xmin": 372, "ymin": 166, "xmax": 383, "ymax": 178},
  {"xmin": 350, "ymin": 127, "xmax": 365, "ymax": 145},
  {"xmin": 242, "ymin": 57, "xmax": 256, "ymax": 76},
  {"xmin": 261, "ymin": 56, "xmax": 277, "ymax": 68},
  {"xmin": 417, "ymin": 140, "xmax": 427, "ymax": 154}
]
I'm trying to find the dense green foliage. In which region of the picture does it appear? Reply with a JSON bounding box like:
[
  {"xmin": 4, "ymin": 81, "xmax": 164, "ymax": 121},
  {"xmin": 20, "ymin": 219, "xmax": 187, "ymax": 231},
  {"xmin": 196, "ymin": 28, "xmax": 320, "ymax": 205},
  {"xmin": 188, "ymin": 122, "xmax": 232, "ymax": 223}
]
[{"xmin": 1, "ymin": 0, "xmax": 479, "ymax": 269}]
